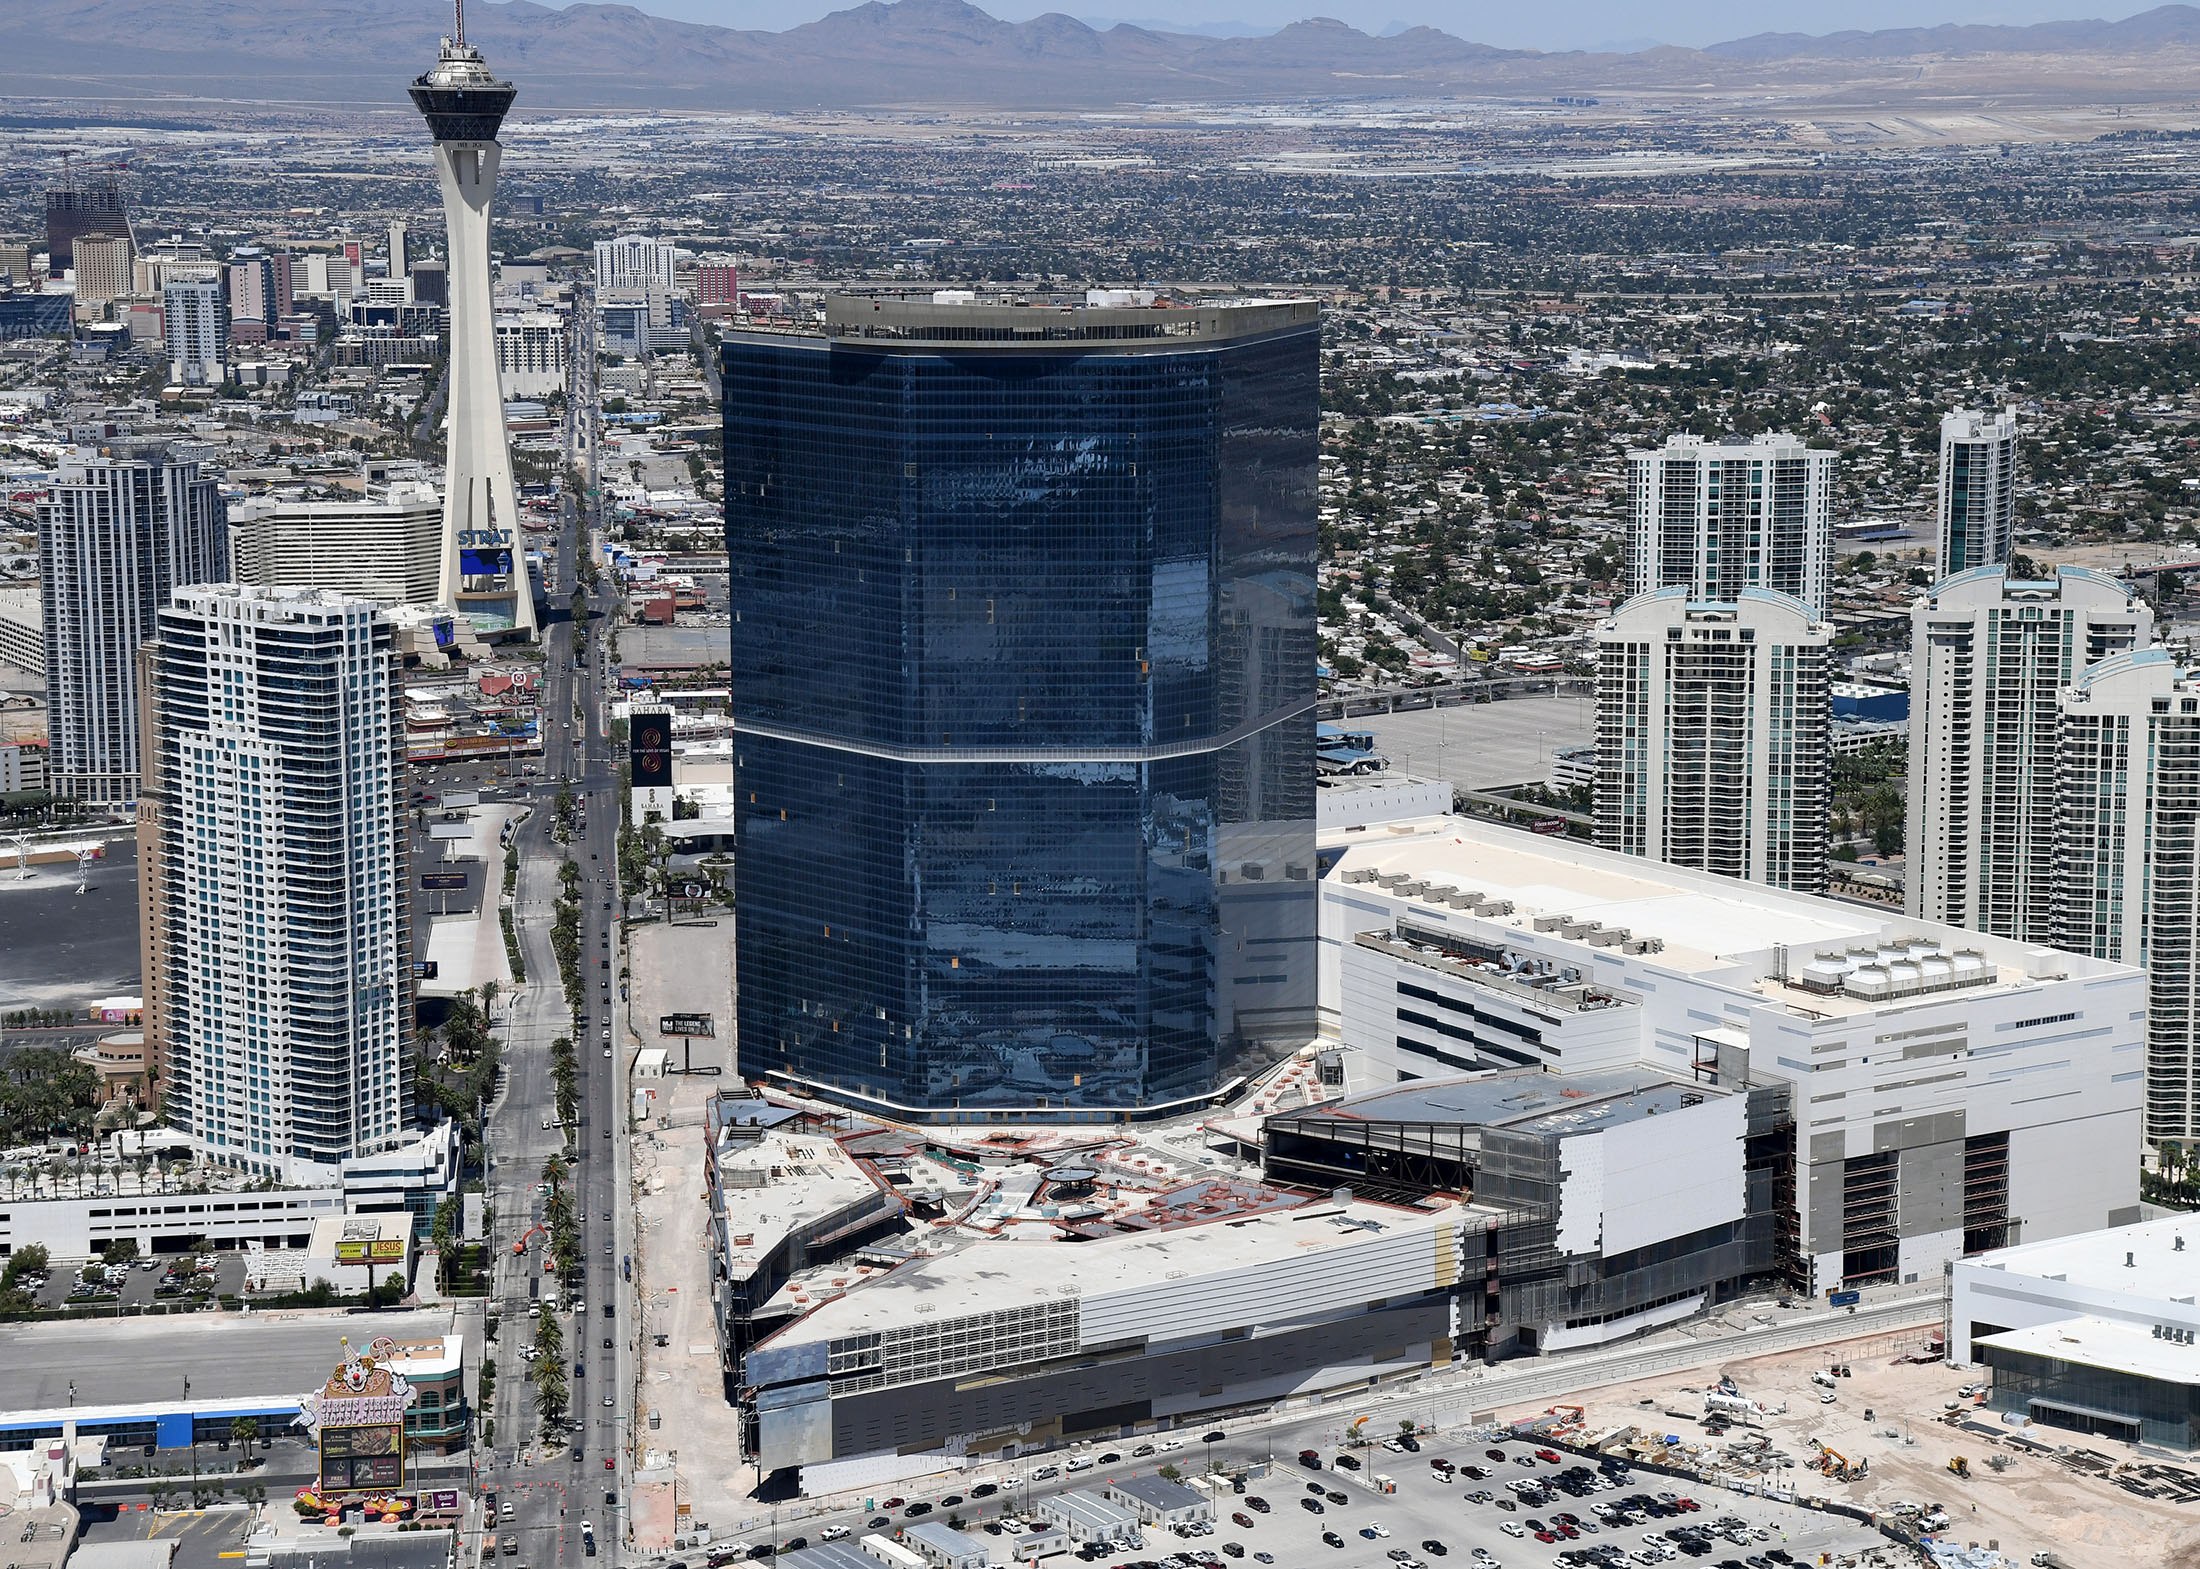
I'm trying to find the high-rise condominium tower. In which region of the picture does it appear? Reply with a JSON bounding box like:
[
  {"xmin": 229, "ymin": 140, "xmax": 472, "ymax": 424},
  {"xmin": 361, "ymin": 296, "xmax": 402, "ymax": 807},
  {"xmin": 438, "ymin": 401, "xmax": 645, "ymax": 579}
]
[
  {"xmin": 594, "ymin": 234, "xmax": 677, "ymax": 292},
  {"xmin": 39, "ymin": 445, "xmax": 228, "ymax": 802},
  {"xmin": 1627, "ymin": 432, "xmax": 1835, "ymax": 617},
  {"xmin": 725, "ymin": 293, "xmax": 1321, "ymax": 1120},
  {"xmin": 2056, "ymin": 649, "xmax": 2200, "ymax": 1150},
  {"xmin": 1595, "ymin": 587, "xmax": 1832, "ymax": 893},
  {"xmin": 409, "ymin": 4, "xmax": 536, "ymax": 639},
  {"xmin": 144, "ymin": 584, "xmax": 410, "ymax": 1179},
  {"xmin": 163, "ymin": 275, "xmax": 226, "ymax": 386},
  {"xmin": 1906, "ymin": 565, "xmax": 2150, "ymax": 942},
  {"xmin": 1938, "ymin": 406, "xmax": 2020, "ymax": 576}
]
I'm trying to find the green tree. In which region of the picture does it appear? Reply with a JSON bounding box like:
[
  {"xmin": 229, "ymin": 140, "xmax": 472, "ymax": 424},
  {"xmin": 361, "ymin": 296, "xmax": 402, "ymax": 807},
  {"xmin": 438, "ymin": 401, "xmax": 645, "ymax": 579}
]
[
  {"xmin": 430, "ymin": 1196, "xmax": 458, "ymax": 1290},
  {"xmin": 230, "ymin": 1416, "xmax": 260, "ymax": 1464}
]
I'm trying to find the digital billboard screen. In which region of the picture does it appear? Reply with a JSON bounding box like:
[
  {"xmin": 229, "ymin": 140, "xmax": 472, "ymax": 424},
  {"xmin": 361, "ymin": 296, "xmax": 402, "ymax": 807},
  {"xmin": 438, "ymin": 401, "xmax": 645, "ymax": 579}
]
[{"xmin": 630, "ymin": 711, "xmax": 672, "ymax": 788}]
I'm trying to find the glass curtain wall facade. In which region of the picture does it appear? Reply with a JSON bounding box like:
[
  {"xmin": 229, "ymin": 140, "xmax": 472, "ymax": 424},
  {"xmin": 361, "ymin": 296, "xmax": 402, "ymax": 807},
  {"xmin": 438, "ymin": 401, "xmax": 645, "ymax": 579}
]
[{"xmin": 724, "ymin": 297, "xmax": 1319, "ymax": 1119}]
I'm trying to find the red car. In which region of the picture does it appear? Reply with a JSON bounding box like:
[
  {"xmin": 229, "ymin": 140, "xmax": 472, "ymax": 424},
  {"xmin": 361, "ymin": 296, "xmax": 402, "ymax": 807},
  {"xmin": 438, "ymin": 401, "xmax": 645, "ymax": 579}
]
[
  {"xmin": 1534, "ymin": 1449, "xmax": 1561, "ymax": 1464},
  {"xmin": 883, "ymin": 1498, "xmax": 905, "ymax": 1509},
  {"xmin": 1557, "ymin": 1525, "xmax": 1579, "ymax": 1540},
  {"xmin": 1676, "ymin": 1499, "xmax": 1700, "ymax": 1513},
  {"xmin": 1534, "ymin": 1531, "xmax": 1557, "ymax": 1544}
]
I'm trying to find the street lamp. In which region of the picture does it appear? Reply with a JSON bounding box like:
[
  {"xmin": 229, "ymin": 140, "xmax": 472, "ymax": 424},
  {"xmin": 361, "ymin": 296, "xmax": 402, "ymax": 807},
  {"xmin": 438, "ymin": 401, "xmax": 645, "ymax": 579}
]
[{"xmin": 183, "ymin": 1375, "xmax": 198, "ymax": 1496}]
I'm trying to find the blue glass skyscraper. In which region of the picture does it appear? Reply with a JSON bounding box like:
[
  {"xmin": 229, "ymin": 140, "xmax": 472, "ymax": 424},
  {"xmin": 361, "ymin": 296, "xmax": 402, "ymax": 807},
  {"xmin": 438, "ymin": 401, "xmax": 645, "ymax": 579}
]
[{"xmin": 725, "ymin": 294, "xmax": 1320, "ymax": 1120}]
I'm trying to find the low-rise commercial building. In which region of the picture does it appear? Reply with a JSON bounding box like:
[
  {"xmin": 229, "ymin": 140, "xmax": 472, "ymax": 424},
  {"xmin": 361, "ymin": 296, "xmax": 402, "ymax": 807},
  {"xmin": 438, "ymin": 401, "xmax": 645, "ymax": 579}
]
[
  {"xmin": 1104, "ymin": 1474, "xmax": 1213, "ymax": 1528},
  {"xmin": 1974, "ymin": 1317, "xmax": 2200, "ymax": 1452},
  {"xmin": 1035, "ymin": 1489, "xmax": 1141, "ymax": 1548},
  {"xmin": 898, "ymin": 1521, "xmax": 987, "ymax": 1569},
  {"xmin": 1952, "ymin": 1215, "xmax": 2200, "ymax": 1363}
]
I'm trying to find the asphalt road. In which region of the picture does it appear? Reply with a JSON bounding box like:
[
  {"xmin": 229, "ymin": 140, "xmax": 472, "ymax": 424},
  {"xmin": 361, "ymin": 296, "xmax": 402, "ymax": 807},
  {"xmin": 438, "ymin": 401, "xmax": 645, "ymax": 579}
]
[
  {"xmin": 0, "ymin": 1309, "xmax": 455, "ymax": 1411},
  {"xmin": 478, "ymin": 308, "xmax": 625, "ymax": 1569}
]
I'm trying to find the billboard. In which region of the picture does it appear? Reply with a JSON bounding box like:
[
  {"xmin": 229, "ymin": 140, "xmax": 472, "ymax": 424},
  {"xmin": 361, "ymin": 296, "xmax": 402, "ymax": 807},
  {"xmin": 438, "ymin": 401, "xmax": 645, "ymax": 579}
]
[
  {"xmin": 420, "ymin": 872, "xmax": 468, "ymax": 891},
  {"xmin": 304, "ymin": 1335, "xmax": 416, "ymax": 1498},
  {"xmin": 631, "ymin": 708, "xmax": 673, "ymax": 789},
  {"xmin": 659, "ymin": 1013, "xmax": 714, "ymax": 1038},
  {"xmin": 334, "ymin": 1237, "xmax": 407, "ymax": 1264},
  {"xmin": 460, "ymin": 547, "xmax": 513, "ymax": 577}
]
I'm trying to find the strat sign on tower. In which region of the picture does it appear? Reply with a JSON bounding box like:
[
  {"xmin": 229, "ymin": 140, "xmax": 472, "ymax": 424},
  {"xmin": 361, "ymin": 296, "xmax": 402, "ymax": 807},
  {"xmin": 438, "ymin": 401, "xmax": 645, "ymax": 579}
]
[{"xmin": 409, "ymin": 1, "xmax": 538, "ymax": 640}]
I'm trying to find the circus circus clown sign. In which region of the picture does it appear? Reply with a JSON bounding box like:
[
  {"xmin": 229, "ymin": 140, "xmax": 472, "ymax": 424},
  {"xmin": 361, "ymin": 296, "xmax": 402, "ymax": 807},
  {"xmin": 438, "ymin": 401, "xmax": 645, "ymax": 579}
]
[{"xmin": 300, "ymin": 1336, "xmax": 418, "ymax": 1495}]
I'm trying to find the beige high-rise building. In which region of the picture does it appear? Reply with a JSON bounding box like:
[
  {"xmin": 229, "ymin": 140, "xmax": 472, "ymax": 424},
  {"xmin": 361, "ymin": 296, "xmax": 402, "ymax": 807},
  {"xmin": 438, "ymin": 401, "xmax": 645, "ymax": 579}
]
[
  {"xmin": 2057, "ymin": 648, "xmax": 2200, "ymax": 1151},
  {"xmin": 227, "ymin": 481, "xmax": 443, "ymax": 608},
  {"xmin": 1906, "ymin": 564, "xmax": 2151, "ymax": 942},
  {"xmin": 72, "ymin": 232, "xmax": 134, "ymax": 311},
  {"xmin": 1595, "ymin": 587, "xmax": 1833, "ymax": 893},
  {"xmin": 145, "ymin": 584, "xmax": 411, "ymax": 1178}
]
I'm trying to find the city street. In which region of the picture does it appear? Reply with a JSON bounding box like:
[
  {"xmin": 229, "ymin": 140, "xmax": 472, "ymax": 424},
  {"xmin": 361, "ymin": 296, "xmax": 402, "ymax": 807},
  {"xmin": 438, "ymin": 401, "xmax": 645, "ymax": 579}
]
[{"xmin": 475, "ymin": 301, "xmax": 627, "ymax": 1569}]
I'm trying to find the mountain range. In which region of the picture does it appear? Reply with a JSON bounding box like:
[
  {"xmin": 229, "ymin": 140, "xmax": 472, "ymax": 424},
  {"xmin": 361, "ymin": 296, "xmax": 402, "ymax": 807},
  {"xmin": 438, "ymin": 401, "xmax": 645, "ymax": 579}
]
[{"xmin": 8, "ymin": 0, "xmax": 2200, "ymax": 109}]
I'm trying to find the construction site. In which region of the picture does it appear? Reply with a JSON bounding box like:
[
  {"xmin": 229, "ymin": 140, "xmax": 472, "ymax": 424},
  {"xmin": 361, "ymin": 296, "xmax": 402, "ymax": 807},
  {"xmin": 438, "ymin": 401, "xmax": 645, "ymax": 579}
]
[{"xmin": 1497, "ymin": 1325, "xmax": 2200, "ymax": 1568}]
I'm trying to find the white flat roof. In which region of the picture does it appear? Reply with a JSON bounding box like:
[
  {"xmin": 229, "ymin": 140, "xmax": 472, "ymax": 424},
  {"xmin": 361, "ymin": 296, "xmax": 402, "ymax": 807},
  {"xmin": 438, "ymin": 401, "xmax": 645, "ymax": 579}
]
[
  {"xmin": 1963, "ymin": 1212, "xmax": 2200, "ymax": 1305},
  {"xmin": 1977, "ymin": 1315, "xmax": 2200, "ymax": 1387},
  {"xmin": 714, "ymin": 1131, "xmax": 887, "ymax": 1281},
  {"xmin": 760, "ymin": 1192, "xmax": 1479, "ymax": 1350},
  {"xmin": 1328, "ymin": 815, "xmax": 2115, "ymax": 1010}
]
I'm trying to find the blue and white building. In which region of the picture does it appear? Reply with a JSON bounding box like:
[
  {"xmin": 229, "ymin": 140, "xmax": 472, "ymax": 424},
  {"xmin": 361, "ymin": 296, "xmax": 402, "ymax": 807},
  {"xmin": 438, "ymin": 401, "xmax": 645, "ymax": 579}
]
[{"xmin": 146, "ymin": 584, "xmax": 412, "ymax": 1182}]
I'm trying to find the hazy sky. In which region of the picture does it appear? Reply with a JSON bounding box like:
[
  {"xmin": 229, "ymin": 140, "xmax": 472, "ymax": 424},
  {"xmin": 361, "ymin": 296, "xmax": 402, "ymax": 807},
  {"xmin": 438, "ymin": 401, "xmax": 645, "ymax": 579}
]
[{"xmin": 551, "ymin": 0, "xmax": 2146, "ymax": 51}]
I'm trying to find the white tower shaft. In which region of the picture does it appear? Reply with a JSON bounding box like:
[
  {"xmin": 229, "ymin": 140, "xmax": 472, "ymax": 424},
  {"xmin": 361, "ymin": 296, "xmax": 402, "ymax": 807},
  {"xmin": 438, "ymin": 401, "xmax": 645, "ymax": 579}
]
[{"xmin": 430, "ymin": 136, "xmax": 535, "ymax": 637}]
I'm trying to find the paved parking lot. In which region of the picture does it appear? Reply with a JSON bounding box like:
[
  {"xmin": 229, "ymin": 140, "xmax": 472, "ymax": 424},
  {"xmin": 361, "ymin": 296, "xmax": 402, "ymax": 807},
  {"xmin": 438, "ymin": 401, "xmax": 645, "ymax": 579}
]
[
  {"xmin": 76, "ymin": 1504, "xmax": 252, "ymax": 1569},
  {"xmin": 1032, "ymin": 1431, "xmax": 1883, "ymax": 1569},
  {"xmin": 26, "ymin": 1252, "xmax": 244, "ymax": 1309}
]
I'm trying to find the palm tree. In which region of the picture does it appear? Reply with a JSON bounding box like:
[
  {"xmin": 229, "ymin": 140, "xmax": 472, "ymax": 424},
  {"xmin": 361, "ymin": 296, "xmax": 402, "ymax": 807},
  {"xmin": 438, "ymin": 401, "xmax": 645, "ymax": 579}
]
[{"xmin": 230, "ymin": 1416, "xmax": 260, "ymax": 1466}]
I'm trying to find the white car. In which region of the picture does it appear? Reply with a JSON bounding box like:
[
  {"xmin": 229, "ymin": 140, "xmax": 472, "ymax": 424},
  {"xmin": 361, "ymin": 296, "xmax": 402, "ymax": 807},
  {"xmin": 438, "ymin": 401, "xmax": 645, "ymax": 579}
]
[
  {"xmin": 819, "ymin": 1527, "xmax": 849, "ymax": 1542},
  {"xmin": 1369, "ymin": 1524, "xmax": 1391, "ymax": 1538},
  {"xmin": 1160, "ymin": 1439, "xmax": 1185, "ymax": 1451},
  {"xmin": 1500, "ymin": 1524, "xmax": 1527, "ymax": 1539}
]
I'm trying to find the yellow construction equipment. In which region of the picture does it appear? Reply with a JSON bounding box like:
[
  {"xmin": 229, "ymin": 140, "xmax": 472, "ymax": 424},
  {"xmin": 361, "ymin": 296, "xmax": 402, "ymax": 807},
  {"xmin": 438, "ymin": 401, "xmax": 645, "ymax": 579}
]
[{"xmin": 1947, "ymin": 1456, "xmax": 1970, "ymax": 1479}]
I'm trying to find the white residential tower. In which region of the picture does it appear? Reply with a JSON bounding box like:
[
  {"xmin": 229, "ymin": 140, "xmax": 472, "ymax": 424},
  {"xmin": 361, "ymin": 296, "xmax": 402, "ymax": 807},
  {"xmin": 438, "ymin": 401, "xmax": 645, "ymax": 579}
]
[
  {"xmin": 145, "ymin": 584, "xmax": 410, "ymax": 1180},
  {"xmin": 1595, "ymin": 587, "xmax": 1832, "ymax": 893},
  {"xmin": 1626, "ymin": 432, "xmax": 1836, "ymax": 617},
  {"xmin": 1906, "ymin": 564, "xmax": 2151, "ymax": 942}
]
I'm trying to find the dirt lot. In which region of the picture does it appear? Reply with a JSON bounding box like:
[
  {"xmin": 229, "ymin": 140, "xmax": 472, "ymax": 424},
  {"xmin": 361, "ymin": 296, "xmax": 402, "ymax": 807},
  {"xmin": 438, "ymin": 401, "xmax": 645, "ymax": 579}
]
[
  {"xmin": 1502, "ymin": 1327, "xmax": 2200, "ymax": 1569},
  {"xmin": 620, "ymin": 915, "xmax": 759, "ymax": 1551}
]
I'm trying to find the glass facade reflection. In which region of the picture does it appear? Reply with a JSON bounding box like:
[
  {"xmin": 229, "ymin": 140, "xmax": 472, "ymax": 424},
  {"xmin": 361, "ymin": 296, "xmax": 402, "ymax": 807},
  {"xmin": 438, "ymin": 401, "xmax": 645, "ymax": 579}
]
[
  {"xmin": 724, "ymin": 297, "xmax": 1320, "ymax": 1119},
  {"xmin": 1984, "ymin": 1344, "xmax": 2200, "ymax": 1451}
]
